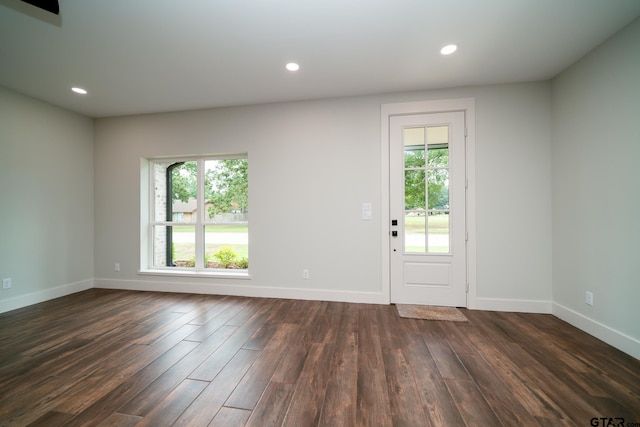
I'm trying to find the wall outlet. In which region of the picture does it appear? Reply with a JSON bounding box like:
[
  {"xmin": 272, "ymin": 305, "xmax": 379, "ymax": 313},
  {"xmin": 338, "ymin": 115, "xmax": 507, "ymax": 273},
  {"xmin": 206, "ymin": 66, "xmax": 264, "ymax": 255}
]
[
  {"xmin": 585, "ymin": 291, "xmax": 593, "ymax": 306},
  {"xmin": 302, "ymin": 269, "xmax": 309, "ymax": 279},
  {"xmin": 2, "ymin": 278, "xmax": 11, "ymax": 289},
  {"xmin": 362, "ymin": 202, "xmax": 372, "ymax": 220},
  {"xmin": 115, "ymin": 263, "xmax": 120, "ymax": 272}
]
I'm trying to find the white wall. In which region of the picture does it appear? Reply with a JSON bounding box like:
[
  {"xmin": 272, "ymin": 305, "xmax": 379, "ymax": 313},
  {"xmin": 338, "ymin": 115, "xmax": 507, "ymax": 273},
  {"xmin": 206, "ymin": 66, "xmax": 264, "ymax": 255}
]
[
  {"xmin": 94, "ymin": 82, "xmax": 553, "ymax": 308},
  {"xmin": 551, "ymin": 17, "xmax": 640, "ymax": 356},
  {"xmin": 469, "ymin": 84, "xmax": 552, "ymax": 311},
  {"xmin": 0, "ymin": 87, "xmax": 94, "ymax": 312}
]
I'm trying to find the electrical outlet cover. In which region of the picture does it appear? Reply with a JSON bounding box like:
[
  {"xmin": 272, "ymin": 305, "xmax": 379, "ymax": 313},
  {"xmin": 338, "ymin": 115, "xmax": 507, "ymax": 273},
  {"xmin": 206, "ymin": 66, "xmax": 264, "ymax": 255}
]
[{"xmin": 585, "ymin": 291, "xmax": 593, "ymax": 306}]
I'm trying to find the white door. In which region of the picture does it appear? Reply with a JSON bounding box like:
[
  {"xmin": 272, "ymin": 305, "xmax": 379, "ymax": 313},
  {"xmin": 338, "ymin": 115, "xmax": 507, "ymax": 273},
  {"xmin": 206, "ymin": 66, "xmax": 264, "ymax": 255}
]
[{"xmin": 390, "ymin": 112, "xmax": 467, "ymax": 306}]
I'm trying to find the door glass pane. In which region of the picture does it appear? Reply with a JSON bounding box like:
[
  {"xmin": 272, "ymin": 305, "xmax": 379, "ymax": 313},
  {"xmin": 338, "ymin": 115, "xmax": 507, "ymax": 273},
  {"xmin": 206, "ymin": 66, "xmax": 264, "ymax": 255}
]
[
  {"xmin": 404, "ymin": 127, "xmax": 425, "ymax": 167},
  {"xmin": 205, "ymin": 224, "xmax": 249, "ymax": 269},
  {"xmin": 404, "ymin": 212, "xmax": 425, "ymax": 253},
  {"xmin": 404, "ymin": 170, "xmax": 425, "ymax": 210},
  {"xmin": 427, "ymin": 146, "xmax": 448, "ymax": 167},
  {"xmin": 405, "ymin": 147, "xmax": 425, "ymax": 169},
  {"xmin": 426, "ymin": 126, "xmax": 448, "ymax": 166},
  {"xmin": 427, "ymin": 169, "xmax": 449, "ymax": 210},
  {"xmin": 427, "ymin": 212, "xmax": 450, "ymax": 253}
]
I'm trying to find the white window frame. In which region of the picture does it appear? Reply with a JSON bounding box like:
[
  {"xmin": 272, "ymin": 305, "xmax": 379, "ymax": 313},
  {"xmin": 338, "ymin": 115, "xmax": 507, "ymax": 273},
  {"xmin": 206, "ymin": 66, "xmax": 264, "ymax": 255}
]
[{"xmin": 139, "ymin": 153, "xmax": 250, "ymax": 279}]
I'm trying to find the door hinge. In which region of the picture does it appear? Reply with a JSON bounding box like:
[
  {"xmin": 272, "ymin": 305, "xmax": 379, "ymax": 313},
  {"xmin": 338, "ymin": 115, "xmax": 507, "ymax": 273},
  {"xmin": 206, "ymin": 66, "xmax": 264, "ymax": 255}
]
[
  {"xmin": 465, "ymin": 232, "xmax": 469, "ymax": 242},
  {"xmin": 466, "ymin": 282, "xmax": 469, "ymax": 293},
  {"xmin": 465, "ymin": 127, "xmax": 468, "ymax": 137},
  {"xmin": 465, "ymin": 178, "xmax": 468, "ymax": 189}
]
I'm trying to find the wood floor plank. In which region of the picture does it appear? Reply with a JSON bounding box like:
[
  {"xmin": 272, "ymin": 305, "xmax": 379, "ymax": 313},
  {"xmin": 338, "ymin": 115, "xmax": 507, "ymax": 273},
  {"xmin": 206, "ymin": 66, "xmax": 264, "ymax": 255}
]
[
  {"xmin": 356, "ymin": 308, "xmax": 393, "ymax": 427},
  {"xmin": 0, "ymin": 289, "xmax": 637, "ymax": 427},
  {"xmin": 0, "ymin": 375, "xmax": 77, "ymax": 425},
  {"xmin": 225, "ymin": 323, "xmax": 298, "ymax": 410},
  {"xmin": 62, "ymin": 339, "xmax": 198, "ymax": 426},
  {"xmin": 25, "ymin": 411, "xmax": 74, "ymax": 427},
  {"xmin": 133, "ymin": 379, "xmax": 208, "ymax": 427},
  {"xmin": 53, "ymin": 327, "xmax": 201, "ymax": 416},
  {"xmin": 95, "ymin": 413, "xmax": 142, "ymax": 427},
  {"xmin": 383, "ymin": 348, "xmax": 430, "ymax": 427},
  {"xmin": 269, "ymin": 337, "xmax": 310, "ymax": 384},
  {"xmin": 445, "ymin": 378, "xmax": 502, "ymax": 426},
  {"xmin": 244, "ymin": 382, "xmax": 295, "ymax": 427},
  {"xmin": 457, "ymin": 352, "xmax": 542, "ymax": 426},
  {"xmin": 188, "ymin": 299, "xmax": 276, "ymax": 382},
  {"xmin": 437, "ymin": 319, "xmax": 479, "ymax": 355},
  {"xmin": 282, "ymin": 342, "xmax": 335, "ymax": 427},
  {"xmin": 224, "ymin": 298, "xmax": 272, "ymax": 327},
  {"xmin": 172, "ymin": 349, "xmax": 260, "ymax": 426},
  {"xmin": 378, "ymin": 305, "xmax": 433, "ymax": 425},
  {"xmin": 318, "ymin": 330, "xmax": 358, "ymax": 427},
  {"xmin": 356, "ymin": 365, "xmax": 393, "ymax": 427},
  {"xmin": 209, "ymin": 407, "xmax": 252, "ymax": 427},
  {"xmin": 183, "ymin": 299, "xmax": 248, "ymax": 342},
  {"xmin": 425, "ymin": 338, "xmax": 471, "ymax": 381},
  {"xmin": 186, "ymin": 297, "xmax": 235, "ymax": 325},
  {"xmin": 242, "ymin": 322, "xmax": 279, "ymax": 351},
  {"xmin": 403, "ymin": 333, "xmax": 466, "ymax": 427},
  {"xmin": 0, "ymin": 338, "xmax": 92, "ymax": 399},
  {"xmin": 118, "ymin": 325, "xmax": 237, "ymax": 417}
]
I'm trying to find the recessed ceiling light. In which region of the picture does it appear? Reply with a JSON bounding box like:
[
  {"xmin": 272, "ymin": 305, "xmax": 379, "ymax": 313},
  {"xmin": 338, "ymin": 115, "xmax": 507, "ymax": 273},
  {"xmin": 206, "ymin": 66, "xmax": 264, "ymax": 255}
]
[
  {"xmin": 440, "ymin": 44, "xmax": 458, "ymax": 55},
  {"xmin": 71, "ymin": 87, "xmax": 88, "ymax": 95},
  {"xmin": 286, "ymin": 62, "xmax": 300, "ymax": 72}
]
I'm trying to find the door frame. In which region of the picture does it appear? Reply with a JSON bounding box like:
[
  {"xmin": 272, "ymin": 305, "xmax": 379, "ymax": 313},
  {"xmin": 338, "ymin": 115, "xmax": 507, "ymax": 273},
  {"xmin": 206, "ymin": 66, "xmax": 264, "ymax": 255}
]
[{"xmin": 380, "ymin": 98, "xmax": 477, "ymax": 308}]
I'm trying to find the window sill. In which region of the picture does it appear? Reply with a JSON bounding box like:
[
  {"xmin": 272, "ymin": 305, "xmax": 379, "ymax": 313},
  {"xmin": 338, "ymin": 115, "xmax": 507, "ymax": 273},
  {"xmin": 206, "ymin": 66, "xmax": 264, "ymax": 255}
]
[{"xmin": 138, "ymin": 268, "xmax": 252, "ymax": 280}]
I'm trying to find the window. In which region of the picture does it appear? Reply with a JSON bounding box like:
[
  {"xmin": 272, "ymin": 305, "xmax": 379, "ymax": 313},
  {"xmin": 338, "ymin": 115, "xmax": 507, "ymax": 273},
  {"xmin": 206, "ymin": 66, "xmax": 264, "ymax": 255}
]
[{"xmin": 146, "ymin": 154, "xmax": 248, "ymax": 274}]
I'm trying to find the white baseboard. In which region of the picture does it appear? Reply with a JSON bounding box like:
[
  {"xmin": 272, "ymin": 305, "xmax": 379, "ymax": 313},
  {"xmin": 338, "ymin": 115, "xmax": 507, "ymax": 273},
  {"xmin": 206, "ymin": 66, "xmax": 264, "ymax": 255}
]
[
  {"xmin": 93, "ymin": 278, "xmax": 388, "ymax": 305},
  {"xmin": 552, "ymin": 302, "xmax": 640, "ymax": 360},
  {"xmin": 0, "ymin": 279, "xmax": 94, "ymax": 314},
  {"xmin": 471, "ymin": 297, "xmax": 553, "ymax": 313}
]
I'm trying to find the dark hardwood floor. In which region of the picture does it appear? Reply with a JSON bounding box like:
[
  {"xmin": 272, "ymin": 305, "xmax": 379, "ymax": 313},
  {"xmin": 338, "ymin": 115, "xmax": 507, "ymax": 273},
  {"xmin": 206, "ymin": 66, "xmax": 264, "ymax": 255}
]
[{"xmin": 0, "ymin": 289, "xmax": 638, "ymax": 426}]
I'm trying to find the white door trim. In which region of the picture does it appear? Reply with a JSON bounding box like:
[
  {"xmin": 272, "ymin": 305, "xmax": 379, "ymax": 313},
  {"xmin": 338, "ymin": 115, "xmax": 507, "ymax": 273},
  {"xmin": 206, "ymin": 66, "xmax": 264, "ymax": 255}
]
[{"xmin": 380, "ymin": 98, "xmax": 477, "ymax": 308}]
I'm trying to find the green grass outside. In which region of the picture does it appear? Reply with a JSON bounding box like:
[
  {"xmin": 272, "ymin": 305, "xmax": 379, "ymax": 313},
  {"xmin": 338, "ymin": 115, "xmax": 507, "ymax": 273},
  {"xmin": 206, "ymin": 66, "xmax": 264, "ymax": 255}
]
[
  {"xmin": 404, "ymin": 214, "xmax": 449, "ymax": 234},
  {"xmin": 173, "ymin": 243, "xmax": 248, "ymax": 263},
  {"xmin": 171, "ymin": 224, "xmax": 249, "ymax": 264}
]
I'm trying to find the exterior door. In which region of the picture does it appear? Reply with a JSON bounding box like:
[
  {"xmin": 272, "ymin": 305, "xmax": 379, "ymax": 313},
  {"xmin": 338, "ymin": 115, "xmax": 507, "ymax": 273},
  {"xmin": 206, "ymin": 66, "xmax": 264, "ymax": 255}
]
[{"xmin": 390, "ymin": 112, "xmax": 467, "ymax": 306}]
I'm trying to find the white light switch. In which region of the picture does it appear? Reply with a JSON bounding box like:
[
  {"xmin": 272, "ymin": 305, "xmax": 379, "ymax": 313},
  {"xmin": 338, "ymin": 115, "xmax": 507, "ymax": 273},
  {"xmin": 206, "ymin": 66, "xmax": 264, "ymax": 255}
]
[{"xmin": 362, "ymin": 202, "xmax": 372, "ymax": 220}]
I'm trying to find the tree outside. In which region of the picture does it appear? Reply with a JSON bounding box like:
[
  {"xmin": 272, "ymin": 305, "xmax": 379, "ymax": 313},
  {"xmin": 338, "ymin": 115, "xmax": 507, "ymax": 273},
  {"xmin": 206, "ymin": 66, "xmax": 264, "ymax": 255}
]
[{"xmin": 404, "ymin": 146, "xmax": 449, "ymax": 211}]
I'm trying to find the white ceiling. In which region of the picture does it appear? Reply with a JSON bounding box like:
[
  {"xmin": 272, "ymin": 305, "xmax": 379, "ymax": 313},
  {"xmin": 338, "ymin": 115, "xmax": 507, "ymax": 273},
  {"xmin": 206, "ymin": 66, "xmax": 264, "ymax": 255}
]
[{"xmin": 1, "ymin": 0, "xmax": 639, "ymax": 118}]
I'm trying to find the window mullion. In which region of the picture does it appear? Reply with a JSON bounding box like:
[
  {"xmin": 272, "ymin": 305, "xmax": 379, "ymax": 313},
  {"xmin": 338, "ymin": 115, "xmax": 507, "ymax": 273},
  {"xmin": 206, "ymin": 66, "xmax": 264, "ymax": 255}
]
[
  {"xmin": 195, "ymin": 159, "xmax": 205, "ymax": 269},
  {"xmin": 148, "ymin": 162, "xmax": 156, "ymax": 269}
]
